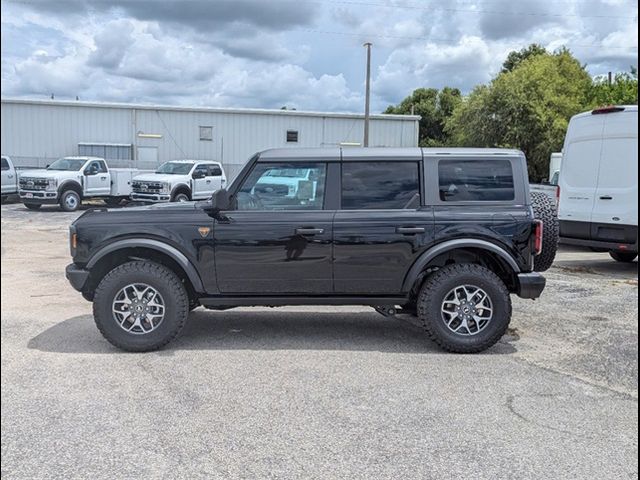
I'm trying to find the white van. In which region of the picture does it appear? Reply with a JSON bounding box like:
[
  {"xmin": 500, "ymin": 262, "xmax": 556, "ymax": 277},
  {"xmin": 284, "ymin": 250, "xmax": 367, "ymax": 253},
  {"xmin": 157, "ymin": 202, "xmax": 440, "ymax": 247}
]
[{"xmin": 558, "ymin": 105, "xmax": 638, "ymax": 262}]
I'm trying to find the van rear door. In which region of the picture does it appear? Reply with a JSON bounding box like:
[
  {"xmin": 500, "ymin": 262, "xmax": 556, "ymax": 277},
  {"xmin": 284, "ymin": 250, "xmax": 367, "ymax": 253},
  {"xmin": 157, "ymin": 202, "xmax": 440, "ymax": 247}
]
[
  {"xmin": 590, "ymin": 109, "xmax": 638, "ymax": 243},
  {"xmin": 558, "ymin": 113, "xmax": 604, "ymax": 240}
]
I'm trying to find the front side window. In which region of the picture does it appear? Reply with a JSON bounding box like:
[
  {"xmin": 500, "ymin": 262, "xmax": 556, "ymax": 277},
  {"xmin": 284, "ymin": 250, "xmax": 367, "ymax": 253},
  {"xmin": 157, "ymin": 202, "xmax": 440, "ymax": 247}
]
[
  {"xmin": 193, "ymin": 165, "xmax": 208, "ymax": 177},
  {"xmin": 1, "ymin": 157, "xmax": 9, "ymax": 171},
  {"xmin": 86, "ymin": 161, "xmax": 106, "ymax": 175},
  {"xmin": 155, "ymin": 162, "xmax": 194, "ymax": 175},
  {"xmin": 236, "ymin": 162, "xmax": 326, "ymax": 211},
  {"xmin": 341, "ymin": 161, "xmax": 420, "ymax": 209},
  {"xmin": 438, "ymin": 159, "xmax": 514, "ymax": 202}
]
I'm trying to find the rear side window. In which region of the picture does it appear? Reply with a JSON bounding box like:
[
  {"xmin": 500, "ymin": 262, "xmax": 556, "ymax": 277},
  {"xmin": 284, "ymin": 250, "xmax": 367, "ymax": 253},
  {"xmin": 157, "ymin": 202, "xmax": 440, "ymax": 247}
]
[
  {"xmin": 208, "ymin": 165, "xmax": 223, "ymax": 176},
  {"xmin": 342, "ymin": 162, "xmax": 420, "ymax": 209},
  {"xmin": 438, "ymin": 159, "xmax": 514, "ymax": 202}
]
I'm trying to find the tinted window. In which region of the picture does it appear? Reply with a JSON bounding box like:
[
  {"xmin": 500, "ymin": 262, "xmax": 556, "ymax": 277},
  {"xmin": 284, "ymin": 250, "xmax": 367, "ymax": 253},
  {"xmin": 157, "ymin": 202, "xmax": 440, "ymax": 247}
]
[
  {"xmin": 86, "ymin": 161, "xmax": 107, "ymax": 174},
  {"xmin": 237, "ymin": 162, "xmax": 326, "ymax": 211},
  {"xmin": 208, "ymin": 165, "xmax": 222, "ymax": 176},
  {"xmin": 438, "ymin": 160, "xmax": 514, "ymax": 202},
  {"xmin": 286, "ymin": 130, "xmax": 299, "ymax": 143},
  {"xmin": 1, "ymin": 157, "xmax": 9, "ymax": 171},
  {"xmin": 193, "ymin": 165, "xmax": 208, "ymax": 176},
  {"xmin": 341, "ymin": 162, "xmax": 420, "ymax": 209}
]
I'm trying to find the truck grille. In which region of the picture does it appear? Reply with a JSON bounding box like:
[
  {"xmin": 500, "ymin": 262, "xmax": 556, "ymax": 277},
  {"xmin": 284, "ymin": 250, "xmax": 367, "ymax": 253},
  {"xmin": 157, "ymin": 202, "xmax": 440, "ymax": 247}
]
[
  {"xmin": 132, "ymin": 181, "xmax": 164, "ymax": 194},
  {"xmin": 19, "ymin": 177, "xmax": 49, "ymax": 191}
]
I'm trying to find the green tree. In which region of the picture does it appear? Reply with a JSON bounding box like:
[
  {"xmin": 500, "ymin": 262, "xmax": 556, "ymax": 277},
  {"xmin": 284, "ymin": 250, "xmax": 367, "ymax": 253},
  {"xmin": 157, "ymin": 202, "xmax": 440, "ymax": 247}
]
[
  {"xmin": 385, "ymin": 87, "xmax": 462, "ymax": 146},
  {"xmin": 447, "ymin": 49, "xmax": 591, "ymax": 181},
  {"xmin": 501, "ymin": 43, "xmax": 547, "ymax": 73},
  {"xmin": 587, "ymin": 67, "xmax": 638, "ymax": 106}
]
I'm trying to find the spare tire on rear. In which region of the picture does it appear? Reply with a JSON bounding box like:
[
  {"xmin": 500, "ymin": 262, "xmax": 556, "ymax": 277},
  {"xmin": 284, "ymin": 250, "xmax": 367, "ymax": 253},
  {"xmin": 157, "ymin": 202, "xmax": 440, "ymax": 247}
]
[{"xmin": 531, "ymin": 191, "xmax": 559, "ymax": 272}]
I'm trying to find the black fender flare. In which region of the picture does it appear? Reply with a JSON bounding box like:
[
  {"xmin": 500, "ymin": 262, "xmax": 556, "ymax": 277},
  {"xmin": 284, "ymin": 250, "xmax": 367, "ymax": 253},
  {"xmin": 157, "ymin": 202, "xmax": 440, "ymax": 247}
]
[
  {"xmin": 86, "ymin": 238, "xmax": 205, "ymax": 292},
  {"xmin": 57, "ymin": 180, "xmax": 83, "ymax": 198},
  {"xmin": 170, "ymin": 183, "xmax": 191, "ymax": 200},
  {"xmin": 402, "ymin": 239, "xmax": 521, "ymax": 292}
]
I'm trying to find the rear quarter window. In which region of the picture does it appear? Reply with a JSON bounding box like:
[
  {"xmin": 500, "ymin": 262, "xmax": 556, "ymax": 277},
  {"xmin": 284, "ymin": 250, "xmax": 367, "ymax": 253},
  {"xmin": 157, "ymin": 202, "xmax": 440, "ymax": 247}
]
[{"xmin": 438, "ymin": 159, "xmax": 514, "ymax": 202}]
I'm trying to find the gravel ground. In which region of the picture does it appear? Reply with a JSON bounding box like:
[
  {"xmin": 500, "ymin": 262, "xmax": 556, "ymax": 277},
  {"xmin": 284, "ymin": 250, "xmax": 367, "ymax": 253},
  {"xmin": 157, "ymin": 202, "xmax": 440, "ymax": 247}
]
[{"xmin": 1, "ymin": 201, "xmax": 638, "ymax": 479}]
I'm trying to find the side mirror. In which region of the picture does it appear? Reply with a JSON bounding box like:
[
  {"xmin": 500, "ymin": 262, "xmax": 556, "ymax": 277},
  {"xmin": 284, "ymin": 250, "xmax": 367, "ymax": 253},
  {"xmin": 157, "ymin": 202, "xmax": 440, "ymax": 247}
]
[
  {"xmin": 203, "ymin": 188, "xmax": 231, "ymax": 216},
  {"xmin": 192, "ymin": 171, "xmax": 205, "ymax": 180}
]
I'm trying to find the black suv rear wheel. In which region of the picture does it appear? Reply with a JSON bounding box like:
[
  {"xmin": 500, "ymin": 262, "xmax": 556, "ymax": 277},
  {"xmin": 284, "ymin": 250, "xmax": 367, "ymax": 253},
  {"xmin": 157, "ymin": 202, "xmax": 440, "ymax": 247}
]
[
  {"xmin": 417, "ymin": 264, "xmax": 512, "ymax": 353},
  {"xmin": 530, "ymin": 191, "xmax": 559, "ymax": 272},
  {"xmin": 93, "ymin": 260, "xmax": 189, "ymax": 351}
]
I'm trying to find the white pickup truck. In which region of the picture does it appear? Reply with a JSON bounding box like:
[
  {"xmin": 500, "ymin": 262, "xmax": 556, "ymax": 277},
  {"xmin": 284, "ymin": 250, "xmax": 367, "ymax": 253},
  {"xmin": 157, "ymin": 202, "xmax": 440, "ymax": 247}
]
[
  {"xmin": 1, "ymin": 155, "xmax": 18, "ymax": 202},
  {"xmin": 130, "ymin": 160, "xmax": 226, "ymax": 203},
  {"xmin": 18, "ymin": 156, "xmax": 146, "ymax": 211}
]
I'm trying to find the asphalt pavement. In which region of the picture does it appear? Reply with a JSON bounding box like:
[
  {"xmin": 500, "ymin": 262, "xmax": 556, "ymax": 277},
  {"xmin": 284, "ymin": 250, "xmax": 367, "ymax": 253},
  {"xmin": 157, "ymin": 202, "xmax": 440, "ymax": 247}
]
[{"xmin": 1, "ymin": 201, "xmax": 637, "ymax": 479}]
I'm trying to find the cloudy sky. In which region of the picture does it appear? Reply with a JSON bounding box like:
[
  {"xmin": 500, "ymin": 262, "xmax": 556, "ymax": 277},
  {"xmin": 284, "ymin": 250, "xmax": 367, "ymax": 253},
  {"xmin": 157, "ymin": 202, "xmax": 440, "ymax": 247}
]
[{"xmin": 1, "ymin": 0, "xmax": 638, "ymax": 112}]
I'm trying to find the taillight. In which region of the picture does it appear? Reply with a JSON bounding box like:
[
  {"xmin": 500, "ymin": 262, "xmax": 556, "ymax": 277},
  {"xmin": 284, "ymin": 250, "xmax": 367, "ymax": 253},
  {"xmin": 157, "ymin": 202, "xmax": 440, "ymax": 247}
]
[{"xmin": 533, "ymin": 220, "xmax": 543, "ymax": 255}]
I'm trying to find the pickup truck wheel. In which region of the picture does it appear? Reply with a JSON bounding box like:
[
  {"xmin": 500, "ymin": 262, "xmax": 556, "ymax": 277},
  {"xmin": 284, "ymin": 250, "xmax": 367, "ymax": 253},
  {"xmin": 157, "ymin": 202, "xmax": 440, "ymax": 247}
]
[
  {"xmin": 93, "ymin": 260, "xmax": 189, "ymax": 352},
  {"xmin": 24, "ymin": 203, "xmax": 42, "ymax": 210},
  {"xmin": 531, "ymin": 191, "xmax": 559, "ymax": 272},
  {"xmin": 417, "ymin": 264, "xmax": 512, "ymax": 353},
  {"xmin": 172, "ymin": 192, "xmax": 190, "ymax": 202},
  {"xmin": 609, "ymin": 251, "xmax": 638, "ymax": 263},
  {"xmin": 59, "ymin": 190, "xmax": 81, "ymax": 212}
]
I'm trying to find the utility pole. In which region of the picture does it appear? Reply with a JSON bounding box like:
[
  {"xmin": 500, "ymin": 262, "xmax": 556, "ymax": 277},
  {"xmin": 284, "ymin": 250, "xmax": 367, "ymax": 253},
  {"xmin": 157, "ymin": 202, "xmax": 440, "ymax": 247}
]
[
  {"xmin": 363, "ymin": 42, "xmax": 372, "ymax": 147},
  {"xmin": 608, "ymin": 71, "xmax": 613, "ymax": 85}
]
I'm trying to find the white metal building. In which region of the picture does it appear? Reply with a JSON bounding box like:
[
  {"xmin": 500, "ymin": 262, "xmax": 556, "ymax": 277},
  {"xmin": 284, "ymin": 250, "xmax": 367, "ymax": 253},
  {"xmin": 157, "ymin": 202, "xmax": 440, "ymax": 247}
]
[{"xmin": 1, "ymin": 98, "xmax": 419, "ymax": 180}]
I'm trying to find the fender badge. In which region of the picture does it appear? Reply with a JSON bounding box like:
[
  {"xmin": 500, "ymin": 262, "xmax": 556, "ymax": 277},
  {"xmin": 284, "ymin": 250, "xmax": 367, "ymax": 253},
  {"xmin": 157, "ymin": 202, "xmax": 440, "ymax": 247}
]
[{"xmin": 198, "ymin": 227, "xmax": 211, "ymax": 238}]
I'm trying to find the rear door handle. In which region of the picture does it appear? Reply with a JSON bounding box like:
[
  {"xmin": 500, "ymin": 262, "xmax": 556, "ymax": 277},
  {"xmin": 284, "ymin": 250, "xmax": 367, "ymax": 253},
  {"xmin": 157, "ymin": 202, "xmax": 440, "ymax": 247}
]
[
  {"xmin": 295, "ymin": 227, "xmax": 324, "ymax": 235},
  {"xmin": 599, "ymin": 195, "xmax": 613, "ymax": 200},
  {"xmin": 206, "ymin": 180, "xmax": 211, "ymax": 183},
  {"xmin": 396, "ymin": 226, "xmax": 425, "ymax": 234}
]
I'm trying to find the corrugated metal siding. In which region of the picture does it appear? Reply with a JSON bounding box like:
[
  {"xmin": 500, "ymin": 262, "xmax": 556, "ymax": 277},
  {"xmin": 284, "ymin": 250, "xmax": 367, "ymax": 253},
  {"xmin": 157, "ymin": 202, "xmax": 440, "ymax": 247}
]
[{"xmin": 1, "ymin": 100, "xmax": 419, "ymax": 179}]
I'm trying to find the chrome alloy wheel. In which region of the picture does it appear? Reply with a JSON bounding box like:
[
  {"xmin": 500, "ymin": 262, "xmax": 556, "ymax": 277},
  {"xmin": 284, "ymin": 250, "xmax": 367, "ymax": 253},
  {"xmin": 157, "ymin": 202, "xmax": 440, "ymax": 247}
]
[
  {"xmin": 441, "ymin": 285, "xmax": 493, "ymax": 336},
  {"xmin": 112, "ymin": 283, "xmax": 165, "ymax": 334}
]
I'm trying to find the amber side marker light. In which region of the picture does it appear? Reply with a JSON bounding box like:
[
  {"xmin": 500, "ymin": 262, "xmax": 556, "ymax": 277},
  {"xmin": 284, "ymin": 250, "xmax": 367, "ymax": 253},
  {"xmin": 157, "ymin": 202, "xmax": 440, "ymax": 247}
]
[{"xmin": 71, "ymin": 233, "xmax": 77, "ymax": 249}]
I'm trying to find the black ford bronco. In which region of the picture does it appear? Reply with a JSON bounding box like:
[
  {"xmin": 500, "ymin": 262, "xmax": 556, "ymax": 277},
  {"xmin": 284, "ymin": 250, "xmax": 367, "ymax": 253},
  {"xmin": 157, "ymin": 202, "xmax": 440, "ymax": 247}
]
[{"xmin": 66, "ymin": 148, "xmax": 557, "ymax": 353}]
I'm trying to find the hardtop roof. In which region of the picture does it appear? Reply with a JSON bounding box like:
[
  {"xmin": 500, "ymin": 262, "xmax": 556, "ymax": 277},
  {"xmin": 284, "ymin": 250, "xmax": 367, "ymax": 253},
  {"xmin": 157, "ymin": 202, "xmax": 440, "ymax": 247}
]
[{"xmin": 257, "ymin": 147, "xmax": 524, "ymax": 161}]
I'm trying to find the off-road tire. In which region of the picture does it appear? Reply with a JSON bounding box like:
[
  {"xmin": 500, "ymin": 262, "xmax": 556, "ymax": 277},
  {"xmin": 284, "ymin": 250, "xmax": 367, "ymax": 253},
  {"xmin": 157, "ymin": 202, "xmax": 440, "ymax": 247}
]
[
  {"xmin": 417, "ymin": 263, "xmax": 512, "ymax": 353},
  {"xmin": 531, "ymin": 191, "xmax": 558, "ymax": 272},
  {"xmin": 93, "ymin": 260, "xmax": 189, "ymax": 352},
  {"xmin": 24, "ymin": 203, "xmax": 42, "ymax": 210},
  {"xmin": 59, "ymin": 190, "xmax": 81, "ymax": 212},
  {"xmin": 609, "ymin": 251, "xmax": 638, "ymax": 263}
]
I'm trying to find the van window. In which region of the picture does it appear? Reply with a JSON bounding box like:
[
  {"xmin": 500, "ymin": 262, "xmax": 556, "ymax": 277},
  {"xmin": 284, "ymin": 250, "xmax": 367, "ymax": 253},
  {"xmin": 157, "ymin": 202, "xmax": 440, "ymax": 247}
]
[
  {"xmin": 341, "ymin": 162, "xmax": 420, "ymax": 209},
  {"xmin": 438, "ymin": 159, "xmax": 514, "ymax": 202}
]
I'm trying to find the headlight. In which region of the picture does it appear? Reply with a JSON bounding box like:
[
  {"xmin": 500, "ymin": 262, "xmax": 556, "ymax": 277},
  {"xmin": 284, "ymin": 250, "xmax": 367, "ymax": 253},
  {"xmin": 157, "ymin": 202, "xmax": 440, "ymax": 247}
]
[
  {"xmin": 160, "ymin": 182, "xmax": 170, "ymax": 194},
  {"xmin": 47, "ymin": 179, "xmax": 58, "ymax": 191}
]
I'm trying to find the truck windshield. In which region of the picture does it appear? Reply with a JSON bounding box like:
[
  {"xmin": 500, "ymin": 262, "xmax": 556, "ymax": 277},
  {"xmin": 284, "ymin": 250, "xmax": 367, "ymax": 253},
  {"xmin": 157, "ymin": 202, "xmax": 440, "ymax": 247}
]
[
  {"xmin": 155, "ymin": 162, "xmax": 194, "ymax": 175},
  {"xmin": 47, "ymin": 158, "xmax": 87, "ymax": 171}
]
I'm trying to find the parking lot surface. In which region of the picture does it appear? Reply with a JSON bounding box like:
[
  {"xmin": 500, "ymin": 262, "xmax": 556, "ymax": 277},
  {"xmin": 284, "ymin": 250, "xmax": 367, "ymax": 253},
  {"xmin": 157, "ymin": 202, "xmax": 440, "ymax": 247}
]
[{"xmin": 1, "ymin": 201, "xmax": 638, "ymax": 479}]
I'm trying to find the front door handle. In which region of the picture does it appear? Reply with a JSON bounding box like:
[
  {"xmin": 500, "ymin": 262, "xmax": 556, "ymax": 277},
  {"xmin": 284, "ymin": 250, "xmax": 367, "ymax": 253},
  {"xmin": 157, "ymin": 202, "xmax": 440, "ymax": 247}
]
[
  {"xmin": 100, "ymin": 176, "xmax": 107, "ymax": 180},
  {"xmin": 599, "ymin": 195, "xmax": 613, "ymax": 200},
  {"xmin": 396, "ymin": 226, "xmax": 426, "ymax": 235},
  {"xmin": 295, "ymin": 227, "xmax": 324, "ymax": 235}
]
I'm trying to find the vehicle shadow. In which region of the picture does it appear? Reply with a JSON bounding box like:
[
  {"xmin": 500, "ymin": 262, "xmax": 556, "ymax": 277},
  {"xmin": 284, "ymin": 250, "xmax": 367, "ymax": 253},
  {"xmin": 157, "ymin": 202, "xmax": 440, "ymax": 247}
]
[{"xmin": 27, "ymin": 310, "xmax": 517, "ymax": 355}]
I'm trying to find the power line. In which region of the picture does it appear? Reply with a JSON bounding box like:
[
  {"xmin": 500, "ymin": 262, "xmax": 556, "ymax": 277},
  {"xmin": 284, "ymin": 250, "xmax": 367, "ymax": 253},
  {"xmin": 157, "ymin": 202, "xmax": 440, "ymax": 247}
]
[{"xmin": 296, "ymin": 27, "xmax": 639, "ymax": 50}]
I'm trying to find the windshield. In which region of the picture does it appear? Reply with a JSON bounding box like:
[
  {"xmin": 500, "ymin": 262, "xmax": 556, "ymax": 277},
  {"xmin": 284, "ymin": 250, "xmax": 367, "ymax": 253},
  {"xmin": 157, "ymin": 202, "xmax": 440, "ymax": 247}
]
[
  {"xmin": 47, "ymin": 158, "xmax": 87, "ymax": 171},
  {"xmin": 155, "ymin": 162, "xmax": 194, "ymax": 175},
  {"xmin": 264, "ymin": 168, "xmax": 309, "ymax": 178}
]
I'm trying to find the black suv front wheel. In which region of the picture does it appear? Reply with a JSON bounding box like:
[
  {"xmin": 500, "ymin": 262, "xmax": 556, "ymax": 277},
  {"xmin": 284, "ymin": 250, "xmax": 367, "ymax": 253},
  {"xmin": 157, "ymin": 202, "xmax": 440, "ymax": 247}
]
[
  {"xmin": 417, "ymin": 264, "xmax": 512, "ymax": 353},
  {"xmin": 93, "ymin": 260, "xmax": 189, "ymax": 351}
]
